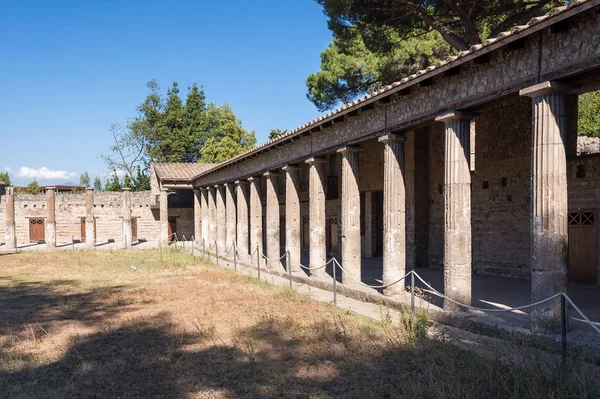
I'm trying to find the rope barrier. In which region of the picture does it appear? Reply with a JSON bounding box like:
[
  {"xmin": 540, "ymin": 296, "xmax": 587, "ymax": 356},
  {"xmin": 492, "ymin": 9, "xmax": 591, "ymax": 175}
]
[
  {"xmin": 261, "ymin": 252, "xmax": 287, "ymax": 262},
  {"xmin": 562, "ymin": 292, "xmax": 600, "ymax": 335},
  {"xmin": 289, "ymin": 255, "xmax": 332, "ymax": 271},
  {"xmin": 333, "ymin": 258, "xmax": 411, "ymax": 289}
]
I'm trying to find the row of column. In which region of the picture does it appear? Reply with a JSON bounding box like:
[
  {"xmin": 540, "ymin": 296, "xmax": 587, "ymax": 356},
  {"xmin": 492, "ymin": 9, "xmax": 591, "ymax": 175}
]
[
  {"xmin": 191, "ymin": 81, "xmax": 569, "ymax": 333},
  {"xmin": 3, "ymin": 187, "xmax": 135, "ymax": 250}
]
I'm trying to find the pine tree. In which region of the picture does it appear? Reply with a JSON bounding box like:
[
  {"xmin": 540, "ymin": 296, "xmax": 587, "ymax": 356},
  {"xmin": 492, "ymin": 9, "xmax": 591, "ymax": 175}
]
[{"xmin": 93, "ymin": 176, "xmax": 103, "ymax": 192}]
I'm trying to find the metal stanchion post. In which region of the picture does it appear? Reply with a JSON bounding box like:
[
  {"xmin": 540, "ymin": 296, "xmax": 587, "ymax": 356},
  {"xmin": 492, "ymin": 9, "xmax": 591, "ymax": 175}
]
[
  {"xmin": 256, "ymin": 246, "xmax": 260, "ymax": 281},
  {"xmin": 411, "ymin": 270, "xmax": 415, "ymax": 314},
  {"xmin": 561, "ymin": 294, "xmax": 567, "ymax": 359},
  {"xmin": 287, "ymin": 251, "xmax": 292, "ymax": 289},
  {"xmin": 332, "ymin": 259, "xmax": 337, "ymax": 306}
]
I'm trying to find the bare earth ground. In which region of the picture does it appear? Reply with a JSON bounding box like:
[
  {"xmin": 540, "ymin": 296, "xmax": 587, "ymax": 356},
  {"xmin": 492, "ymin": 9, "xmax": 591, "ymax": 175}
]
[{"xmin": 0, "ymin": 249, "xmax": 598, "ymax": 399}]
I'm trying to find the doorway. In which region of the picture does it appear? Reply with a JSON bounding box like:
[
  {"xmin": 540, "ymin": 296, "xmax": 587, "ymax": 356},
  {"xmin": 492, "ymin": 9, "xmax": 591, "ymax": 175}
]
[
  {"xmin": 29, "ymin": 218, "xmax": 45, "ymax": 243},
  {"xmin": 568, "ymin": 211, "xmax": 598, "ymax": 283},
  {"xmin": 80, "ymin": 218, "xmax": 97, "ymax": 243},
  {"xmin": 168, "ymin": 218, "xmax": 177, "ymax": 241}
]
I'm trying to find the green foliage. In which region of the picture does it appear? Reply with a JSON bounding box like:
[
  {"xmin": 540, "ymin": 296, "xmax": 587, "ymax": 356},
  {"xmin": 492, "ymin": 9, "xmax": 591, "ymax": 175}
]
[
  {"xmin": 310, "ymin": 0, "xmax": 562, "ymax": 110},
  {"xmin": 104, "ymin": 171, "xmax": 122, "ymax": 192},
  {"xmin": 25, "ymin": 179, "xmax": 40, "ymax": 195},
  {"xmin": 93, "ymin": 177, "xmax": 103, "ymax": 192},
  {"xmin": 198, "ymin": 104, "xmax": 257, "ymax": 163},
  {"xmin": 268, "ymin": 129, "xmax": 287, "ymax": 141},
  {"xmin": 79, "ymin": 171, "xmax": 90, "ymax": 187},
  {"xmin": 134, "ymin": 165, "xmax": 151, "ymax": 191},
  {"xmin": 578, "ymin": 92, "xmax": 600, "ymax": 137},
  {"xmin": 0, "ymin": 171, "xmax": 10, "ymax": 185}
]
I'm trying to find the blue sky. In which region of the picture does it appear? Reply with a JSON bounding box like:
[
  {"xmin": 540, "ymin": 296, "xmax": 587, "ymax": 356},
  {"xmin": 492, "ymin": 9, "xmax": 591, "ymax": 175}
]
[{"xmin": 0, "ymin": 0, "xmax": 332, "ymax": 186}]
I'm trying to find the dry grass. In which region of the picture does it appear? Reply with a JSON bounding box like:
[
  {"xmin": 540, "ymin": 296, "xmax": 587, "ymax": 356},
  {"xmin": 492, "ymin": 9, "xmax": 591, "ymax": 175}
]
[{"xmin": 0, "ymin": 248, "xmax": 598, "ymax": 398}]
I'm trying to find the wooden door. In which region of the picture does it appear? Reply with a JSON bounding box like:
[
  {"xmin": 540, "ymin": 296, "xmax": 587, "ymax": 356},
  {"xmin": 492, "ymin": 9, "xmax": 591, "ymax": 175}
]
[
  {"xmin": 29, "ymin": 218, "xmax": 45, "ymax": 243},
  {"xmin": 168, "ymin": 218, "xmax": 177, "ymax": 241},
  {"xmin": 329, "ymin": 217, "xmax": 338, "ymax": 254},
  {"xmin": 302, "ymin": 217, "xmax": 310, "ymax": 248},
  {"xmin": 131, "ymin": 218, "xmax": 138, "ymax": 242},
  {"xmin": 568, "ymin": 211, "xmax": 597, "ymax": 283}
]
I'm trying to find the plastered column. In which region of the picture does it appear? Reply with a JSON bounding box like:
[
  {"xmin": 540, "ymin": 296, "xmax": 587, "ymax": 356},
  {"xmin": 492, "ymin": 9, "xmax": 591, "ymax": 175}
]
[
  {"xmin": 379, "ymin": 133, "xmax": 407, "ymax": 296},
  {"xmin": 283, "ymin": 165, "xmax": 301, "ymax": 273},
  {"xmin": 338, "ymin": 146, "xmax": 362, "ymax": 284},
  {"xmin": 306, "ymin": 157, "xmax": 327, "ymax": 278},
  {"xmin": 521, "ymin": 81, "xmax": 571, "ymax": 333},
  {"xmin": 208, "ymin": 187, "xmax": 217, "ymax": 249},
  {"xmin": 436, "ymin": 111, "xmax": 476, "ymax": 310},
  {"xmin": 5, "ymin": 187, "xmax": 16, "ymax": 250},
  {"xmin": 200, "ymin": 188, "xmax": 209, "ymax": 247},
  {"xmin": 264, "ymin": 171, "xmax": 280, "ymax": 269},
  {"xmin": 46, "ymin": 187, "xmax": 56, "ymax": 248},
  {"xmin": 405, "ymin": 131, "xmax": 416, "ymax": 271},
  {"xmin": 215, "ymin": 185, "xmax": 226, "ymax": 253},
  {"xmin": 236, "ymin": 180, "xmax": 250, "ymax": 256},
  {"xmin": 122, "ymin": 188, "xmax": 132, "ymax": 248},
  {"xmin": 160, "ymin": 188, "xmax": 169, "ymax": 245},
  {"xmin": 193, "ymin": 188, "xmax": 202, "ymax": 245},
  {"xmin": 225, "ymin": 182, "xmax": 237, "ymax": 253},
  {"xmin": 248, "ymin": 177, "xmax": 263, "ymax": 261},
  {"xmin": 85, "ymin": 187, "xmax": 95, "ymax": 249},
  {"xmin": 362, "ymin": 192, "xmax": 373, "ymax": 258}
]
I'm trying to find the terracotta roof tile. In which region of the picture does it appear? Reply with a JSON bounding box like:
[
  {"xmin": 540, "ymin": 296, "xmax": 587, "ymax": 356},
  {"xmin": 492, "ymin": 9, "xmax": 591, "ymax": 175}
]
[{"xmin": 153, "ymin": 163, "xmax": 217, "ymax": 182}]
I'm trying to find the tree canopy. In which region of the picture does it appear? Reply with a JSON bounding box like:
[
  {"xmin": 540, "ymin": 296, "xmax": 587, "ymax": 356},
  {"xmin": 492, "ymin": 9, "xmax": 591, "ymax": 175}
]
[
  {"xmin": 25, "ymin": 179, "xmax": 40, "ymax": 195},
  {"xmin": 308, "ymin": 0, "xmax": 563, "ymax": 110},
  {"xmin": 0, "ymin": 172, "xmax": 10, "ymax": 186},
  {"xmin": 104, "ymin": 80, "xmax": 256, "ymax": 183},
  {"xmin": 578, "ymin": 92, "xmax": 600, "ymax": 138},
  {"xmin": 269, "ymin": 129, "xmax": 288, "ymax": 141},
  {"xmin": 80, "ymin": 172, "xmax": 90, "ymax": 187}
]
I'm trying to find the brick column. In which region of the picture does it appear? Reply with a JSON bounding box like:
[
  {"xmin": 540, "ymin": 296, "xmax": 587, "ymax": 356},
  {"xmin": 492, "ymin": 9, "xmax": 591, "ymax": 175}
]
[
  {"xmin": 236, "ymin": 180, "xmax": 250, "ymax": 256},
  {"xmin": 306, "ymin": 157, "xmax": 327, "ymax": 278},
  {"xmin": 338, "ymin": 146, "xmax": 362, "ymax": 284},
  {"xmin": 122, "ymin": 188, "xmax": 132, "ymax": 248},
  {"xmin": 85, "ymin": 187, "xmax": 95, "ymax": 249},
  {"xmin": 208, "ymin": 186, "xmax": 217, "ymax": 249},
  {"xmin": 225, "ymin": 182, "xmax": 237, "ymax": 253},
  {"xmin": 435, "ymin": 111, "xmax": 477, "ymax": 310},
  {"xmin": 193, "ymin": 188, "xmax": 202, "ymax": 245},
  {"xmin": 264, "ymin": 171, "xmax": 280, "ymax": 268},
  {"xmin": 521, "ymin": 81, "xmax": 571, "ymax": 333},
  {"xmin": 283, "ymin": 165, "xmax": 301, "ymax": 272},
  {"xmin": 200, "ymin": 187, "xmax": 209, "ymax": 247},
  {"xmin": 379, "ymin": 133, "xmax": 407, "ymax": 296},
  {"xmin": 215, "ymin": 185, "xmax": 226, "ymax": 253},
  {"xmin": 5, "ymin": 187, "xmax": 16, "ymax": 250},
  {"xmin": 46, "ymin": 187, "xmax": 56, "ymax": 248},
  {"xmin": 160, "ymin": 188, "xmax": 169, "ymax": 245},
  {"xmin": 248, "ymin": 177, "xmax": 263, "ymax": 260}
]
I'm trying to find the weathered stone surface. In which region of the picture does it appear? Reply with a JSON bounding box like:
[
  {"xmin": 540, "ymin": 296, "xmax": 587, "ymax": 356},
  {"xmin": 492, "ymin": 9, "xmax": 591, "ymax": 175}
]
[
  {"xmin": 521, "ymin": 82, "xmax": 570, "ymax": 333},
  {"xmin": 283, "ymin": 165, "xmax": 301, "ymax": 272},
  {"xmin": 160, "ymin": 188, "xmax": 169, "ymax": 245},
  {"xmin": 339, "ymin": 146, "xmax": 362, "ymax": 284},
  {"xmin": 236, "ymin": 181, "xmax": 250, "ymax": 256},
  {"xmin": 122, "ymin": 188, "xmax": 132, "ymax": 248},
  {"xmin": 306, "ymin": 157, "xmax": 327, "ymax": 278},
  {"xmin": 208, "ymin": 187, "xmax": 217, "ymax": 248},
  {"xmin": 5, "ymin": 187, "xmax": 16, "ymax": 250},
  {"xmin": 45, "ymin": 188, "xmax": 56, "ymax": 248},
  {"xmin": 200, "ymin": 188, "xmax": 209, "ymax": 247},
  {"xmin": 193, "ymin": 188, "xmax": 202, "ymax": 244},
  {"xmin": 436, "ymin": 113, "xmax": 475, "ymax": 310},
  {"xmin": 577, "ymin": 136, "xmax": 600, "ymax": 155},
  {"xmin": 248, "ymin": 177, "xmax": 263, "ymax": 260},
  {"xmin": 216, "ymin": 185, "xmax": 227, "ymax": 253},
  {"xmin": 264, "ymin": 172, "xmax": 280, "ymax": 268},
  {"xmin": 225, "ymin": 183, "xmax": 236, "ymax": 253},
  {"xmin": 85, "ymin": 188, "xmax": 95, "ymax": 249},
  {"xmin": 379, "ymin": 133, "xmax": 407, "ymax": 296}
]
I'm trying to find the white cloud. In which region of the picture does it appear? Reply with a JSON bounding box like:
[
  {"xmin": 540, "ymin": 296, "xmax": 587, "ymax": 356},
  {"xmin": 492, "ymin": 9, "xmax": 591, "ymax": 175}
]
[{"xmin": 5, "ymin": 166, "xmax": 76, "ymax": 180}]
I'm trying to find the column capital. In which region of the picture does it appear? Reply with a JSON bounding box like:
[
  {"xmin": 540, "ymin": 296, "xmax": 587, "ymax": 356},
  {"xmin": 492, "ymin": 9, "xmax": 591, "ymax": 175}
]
[
  {"xmin": 247, "ymin": 176, "xmax": 261, "ymax": 182},
  {"xmin": 337, "ymin": 145, "xmax": 364, "ymax": 154},
  {"xmin": 519, "ymin": 81, "xmax": 577, "ymax": 98},
  {"xmin": 378, "ymin": 133, "xmax": 406, "ymax": 144},
  {"xmin": 122, "ymin": 187, "xmax": 132, "ymax": 192},
  {"xmin": 86, "ymin": 187, "xmax": 94, "ymax": 192},
  {"xmin": 282, "ymin": 164, "xmax": 299, "ymax": 172},
  {"xmin": 6, "ymin": 187, "xmax": 14, "ymax": 195},
  {"xmin": 435, "ymin": 111, "xmax": 479, "ymax": 122},
  {"xmin": 305, "ymin": 157, "xmax": 327, "ymax": 165},
  {"xmin": 199, "ymin": 186, "xmax": 208, "ymax": 192},
  {"xmin": 235, "ymin": 180, "xmax": 249, "ymax": 186},
  {"xmin": 263, "ymin": 171, "xmax": 279, "ymax": 178}
]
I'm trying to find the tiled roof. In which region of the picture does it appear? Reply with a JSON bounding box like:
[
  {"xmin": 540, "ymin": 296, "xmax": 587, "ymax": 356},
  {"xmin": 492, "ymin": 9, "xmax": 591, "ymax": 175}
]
[
  {"xmin": 192, "ymin": 0, "xmax": 594, "ymax": 181},
  {"xmin": 153, "ymin": 163, "xmax": 217, "ymax": 182}
]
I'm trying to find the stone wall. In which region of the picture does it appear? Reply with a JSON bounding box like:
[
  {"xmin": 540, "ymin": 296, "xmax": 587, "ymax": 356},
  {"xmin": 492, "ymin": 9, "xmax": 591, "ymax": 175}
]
[{"xmin": 0, "ymin": 190, "xmax": 193, "ymax": 246}]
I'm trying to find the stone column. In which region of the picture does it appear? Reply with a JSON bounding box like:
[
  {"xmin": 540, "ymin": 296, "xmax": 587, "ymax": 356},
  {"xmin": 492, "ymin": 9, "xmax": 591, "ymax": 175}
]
[
  {"xmin": 264, "ymin": 171, "xmax": 280, "ymax": 269},
  {"xmin": 215, "ymin": 185, "xmax": 227, "ymax": 252},
  {"xmin": 160, "ymin": 188, "xmax": 169, "ymax": 245},
  {"xmin": 193, "ymin": 188, "xmax": 202, "ymax": 245},
  {"xmin": 5, "ymin": 187, "xmax": 16, "ymax": 250},
  {"xmin": 362, "ymin": 191, "xmax": 373, "ymax": 258},
  {"xmin": 208, "ymin": 186, "xmax": 217, "ymax": 249},
  {"xmin": 338, "ymin": 146, "xmax": 362, "ymax": 284},
  {"xmin": 283, "ymin": 165, "xmax": 301, "ymax": 272},
  {"xmin": 435, "ymin": 111, "xmax": 477, "ymax": 310},
  {"xmin": 379, "ymin": 133, "xmax": 407, "ymax": 296},
  {"xmin": 46, "ymin": 187, "xmax": 56, "ymax": 248},
  {"xmin": 85, "ymin": 187, "xmax": 95, "ymax": 249},
  {"xmin": 236, "ymin": 180, "xmax": 250, "ymax": 256},
  {"xmin": 200, "ymin": 188, "xmax": 209, "ymax": 247},
  {"xmin": 405, "ymin": 131, "xmax": 416, "ymax": 271},
  {"xmin": 122, "ymin": 188, "xmax": 132, "ymax": 248},
  {"xmin": 225, "ymin": 182, "xmax": 236, "ymax": 253},
  {"xmin": 521, "ymin": 81, "xmax": 571, "ymax": 333},
  {"xmin": 306, "ymin": 157, "xmax": 327, "ymax": 278},
  {"xmin": 248, "ymin": 177, "xmax": 263, "ymax": 259}
]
